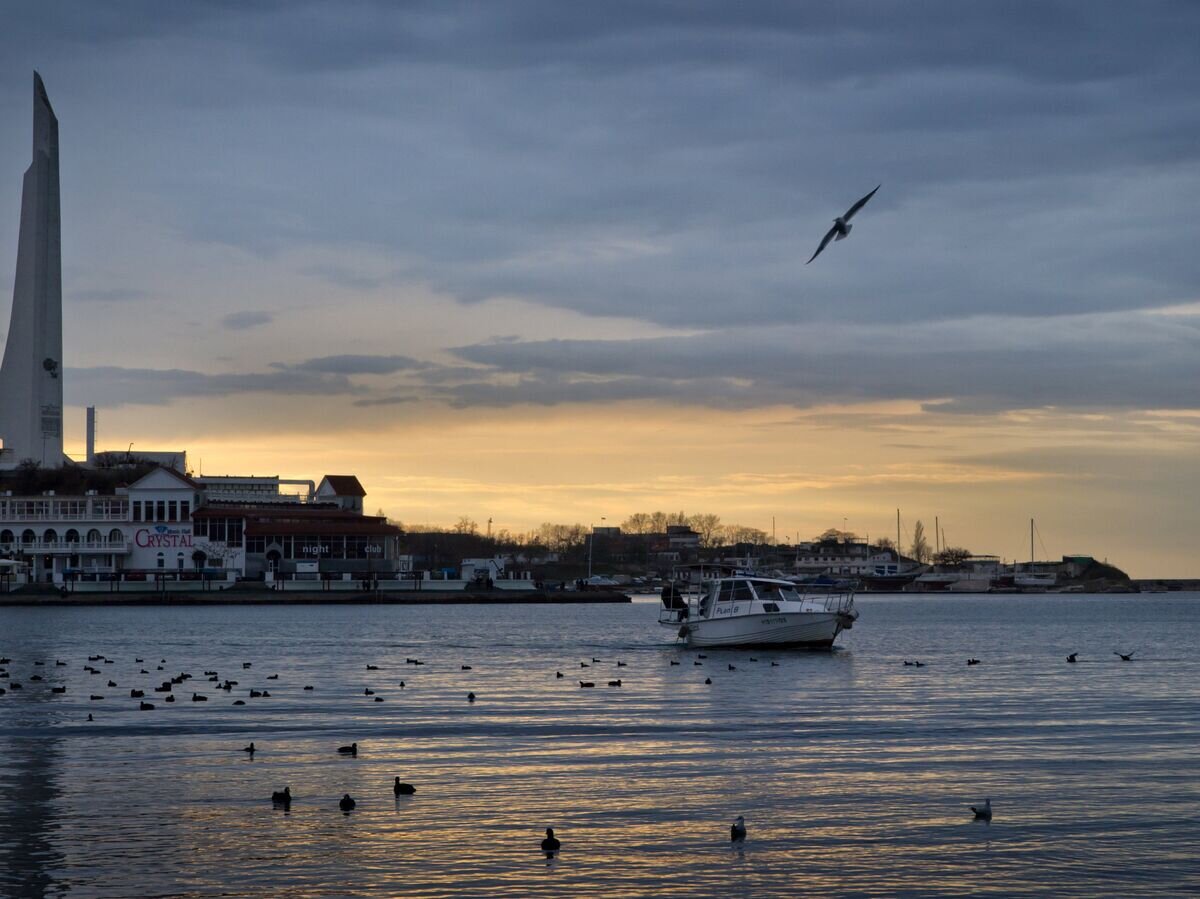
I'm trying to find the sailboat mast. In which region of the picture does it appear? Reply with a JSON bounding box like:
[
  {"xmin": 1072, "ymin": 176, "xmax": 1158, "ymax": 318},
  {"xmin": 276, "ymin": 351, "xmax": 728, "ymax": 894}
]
[{"xmin": 1030, "ymin": 518, "xmax": 1035, "ymax": 569}]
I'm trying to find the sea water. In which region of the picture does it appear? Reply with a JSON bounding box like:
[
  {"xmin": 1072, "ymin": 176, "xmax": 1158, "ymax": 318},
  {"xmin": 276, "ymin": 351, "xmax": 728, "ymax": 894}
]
[{"xmin": 1, "ymin": 593, "xmax": 1198, "ymax": 897}]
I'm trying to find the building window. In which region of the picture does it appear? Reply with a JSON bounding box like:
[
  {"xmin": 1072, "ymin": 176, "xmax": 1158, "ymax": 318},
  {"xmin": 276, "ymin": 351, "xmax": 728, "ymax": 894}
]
[
  {"xmin": 157, "ymin": 553, "xmax": 165, "ymax": 569},
  {"xmin": 109, "ymin": 529, "xmax": 123, "ymax": 544},
  {"xmin": 133, "ymin": 501, "xmax": 142, "ymax": 522},
  {"xmin": 156, "ymin": 501, "xmax": 166, "ymax": 522},
  {"xmin": 168, "ymin": 501, "xmax": 177, "ymax": 522},
  {"xmin": 65, "ymin": 529, "xmax": 79, "ymax": 544},
  {"xmin": 177, "ymin": 552, "xmax": 185, "ymax": 570},
  {"xmin": 181, "ymin": 501, "xmax": 190, "ymax": 520},
  {"xmin": 86, "ymin": 529, "xmax": 102, "ymax": 544}
]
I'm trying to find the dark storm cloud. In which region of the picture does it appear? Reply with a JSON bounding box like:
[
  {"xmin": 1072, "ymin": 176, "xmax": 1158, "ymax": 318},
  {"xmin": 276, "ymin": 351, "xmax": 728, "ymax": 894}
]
[
  {"xmin": 353, "ymin": 395, "xmax": 419, "ymax": 408},
  {"xmin": 221, "ymin": 310, "xmax": 273, "ymax": 330},
  {"xmin": 277, "ymin": 354, "xmax": 432, "ymax": 375},
  {"xmin": 441, "ymin": 309, "xmax": 1200, "ymax": 411},
  {"xmin": 66, "ymin": 365, "xmax": 359, "ymax": 408},
  {"xmin": 3, "ymin": 1, "xmax": 1199, "ymax": 411}
]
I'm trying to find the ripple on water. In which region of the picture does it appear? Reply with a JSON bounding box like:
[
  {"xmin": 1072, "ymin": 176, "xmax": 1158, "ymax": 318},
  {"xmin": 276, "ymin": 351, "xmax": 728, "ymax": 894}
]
[{"xmin": 1, "ymin": 595, "xmax": 1199, "ymax": 897}]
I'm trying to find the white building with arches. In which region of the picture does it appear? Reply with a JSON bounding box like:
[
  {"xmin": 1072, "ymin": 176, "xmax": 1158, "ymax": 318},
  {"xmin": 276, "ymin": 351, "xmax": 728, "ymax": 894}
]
[
  {"xmin": 0, "ymin": 467, "xmax": 202, "ymax": 582},
  {"xmin": 0, "ymin": 466, "xmax": 399, "ymax": 586}
]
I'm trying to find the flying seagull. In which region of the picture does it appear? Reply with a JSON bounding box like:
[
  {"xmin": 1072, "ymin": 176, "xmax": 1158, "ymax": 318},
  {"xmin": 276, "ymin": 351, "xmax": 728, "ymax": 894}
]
[{"xmin": 806, "ymin": 185, "xmax": 881, "ymax": 264}]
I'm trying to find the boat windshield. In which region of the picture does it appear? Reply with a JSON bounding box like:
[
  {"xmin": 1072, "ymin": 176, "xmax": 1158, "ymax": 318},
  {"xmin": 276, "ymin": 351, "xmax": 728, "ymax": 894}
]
[
  {"xmin": 752, "ymin": 582, "xmax": 802, "ymax": 603},
  {"xmin": 714, "ymin": 580, "xmax": 755, "ymax": 604}
]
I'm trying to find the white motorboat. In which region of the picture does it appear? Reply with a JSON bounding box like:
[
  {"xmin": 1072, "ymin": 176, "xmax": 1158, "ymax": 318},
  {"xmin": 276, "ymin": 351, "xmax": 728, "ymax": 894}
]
[{"xmin": 659, "ymin": 574, "xmax": 857, "ymax": 648}]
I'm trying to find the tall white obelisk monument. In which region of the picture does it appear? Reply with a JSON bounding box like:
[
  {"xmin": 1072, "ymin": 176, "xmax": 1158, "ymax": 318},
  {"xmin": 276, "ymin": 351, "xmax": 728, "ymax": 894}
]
[{"xmin": 0, "ymin": 72, "xmax": 64, "ymax": 466}]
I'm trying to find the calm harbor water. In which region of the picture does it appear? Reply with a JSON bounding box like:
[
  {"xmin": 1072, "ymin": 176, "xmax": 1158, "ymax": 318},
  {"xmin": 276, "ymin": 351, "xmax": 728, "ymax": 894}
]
[{"xmin": 1, "ymin": 593, "xmax": 1198, "ymax": 897}]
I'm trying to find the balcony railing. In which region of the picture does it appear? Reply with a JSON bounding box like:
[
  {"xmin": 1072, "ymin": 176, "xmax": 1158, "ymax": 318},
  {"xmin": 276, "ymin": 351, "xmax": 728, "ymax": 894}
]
[
  {"xmin": 0, "ymin": 511, "xmax": 129, "ymax": 522},
  {"xmin": 0, "ymin": 540, "xmax": 131, "ymax": 554}
]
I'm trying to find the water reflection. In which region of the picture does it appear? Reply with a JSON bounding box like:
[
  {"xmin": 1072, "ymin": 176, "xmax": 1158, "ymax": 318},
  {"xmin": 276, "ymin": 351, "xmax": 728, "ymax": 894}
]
[
  {"xmin": 0, "ymin": 662, "xmax": 67, "ymax": 897},
  {"xmin": 0, "ymin": 597, "xmax": 1198, "ymax": 895}
]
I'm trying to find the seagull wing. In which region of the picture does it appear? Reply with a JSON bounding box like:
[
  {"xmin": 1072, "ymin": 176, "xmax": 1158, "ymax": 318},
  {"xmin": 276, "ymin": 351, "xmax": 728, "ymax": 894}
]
[
  {"xmin": 842, "ymin": 184, "xmax": 881, "ymax": 222},
  {"xmin": 806, "ymin": 224, "xmax": 839, "ymax": 264}
]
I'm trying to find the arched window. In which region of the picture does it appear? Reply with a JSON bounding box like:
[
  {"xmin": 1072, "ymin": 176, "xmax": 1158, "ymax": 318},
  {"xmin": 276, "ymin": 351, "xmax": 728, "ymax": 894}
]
[
  {"xmin": 43, "ymin": 529, "xmax": 59, "ymax": 544},
  {"xmin": 65, "ymin": 529, "xmax": 80, "ymax": 543},
  {"xmin": 176, "ymin": 552, "xmax": 185, "ymax": 570},
  {"xmin": 86, "ymin": 529, "xmax": 102, "ymax": 544},
  {"xmin": 108, "ymin": 529, "xmax": 123, "ymax": 544},
  {"xmin": 157, "ymin": 552, "xmax": 165, "ymax": 569},
  {"xmin": 22, "ymin": 529, "xmax": 36, "ymax": 545},
  {"xmin": 0, "ymin": 529, "xmax": 12, "ymax": 545}
]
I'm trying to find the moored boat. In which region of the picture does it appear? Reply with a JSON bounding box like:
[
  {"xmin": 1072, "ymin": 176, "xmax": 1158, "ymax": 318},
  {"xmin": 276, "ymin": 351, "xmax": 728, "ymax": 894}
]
[{"xmin": 659, "ymin": 574, "xmax": 857, "ymax": 648}]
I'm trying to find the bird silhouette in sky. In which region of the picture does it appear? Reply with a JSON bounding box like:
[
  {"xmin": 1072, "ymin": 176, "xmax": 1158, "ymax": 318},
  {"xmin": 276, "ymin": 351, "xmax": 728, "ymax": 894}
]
[{"xmin": 806, "ymin": 185, "xmax": 880, "ymax": 264}]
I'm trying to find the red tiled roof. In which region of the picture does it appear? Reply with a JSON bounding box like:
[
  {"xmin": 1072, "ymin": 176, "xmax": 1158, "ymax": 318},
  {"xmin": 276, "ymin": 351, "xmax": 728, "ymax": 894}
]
[{"xmin": 320, "ymin": 475, "xmax": 366, "ymax": 497}]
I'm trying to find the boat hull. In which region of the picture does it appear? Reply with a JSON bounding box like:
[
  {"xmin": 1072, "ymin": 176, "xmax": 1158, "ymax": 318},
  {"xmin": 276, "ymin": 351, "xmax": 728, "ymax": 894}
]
[{"xmin": 675, "ymin": 611, "xmax": 846, "ymax": 648}]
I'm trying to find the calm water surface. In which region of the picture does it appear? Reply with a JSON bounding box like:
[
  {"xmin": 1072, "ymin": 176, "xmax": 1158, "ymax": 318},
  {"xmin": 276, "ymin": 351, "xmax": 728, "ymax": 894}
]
[{"xmin": 1, "ymin": 594, "xmax": 1198, "ymax": 897}]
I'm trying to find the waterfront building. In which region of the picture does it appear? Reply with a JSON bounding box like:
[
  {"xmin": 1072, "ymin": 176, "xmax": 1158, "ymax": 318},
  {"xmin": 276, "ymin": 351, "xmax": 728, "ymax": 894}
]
[
  {"xmin": 0, "ymin": 467, "xmax": 400, "ymax": 583},
  {"xmin": 792, "ymin": 537, "xmax": 916, "ymax": 578}
]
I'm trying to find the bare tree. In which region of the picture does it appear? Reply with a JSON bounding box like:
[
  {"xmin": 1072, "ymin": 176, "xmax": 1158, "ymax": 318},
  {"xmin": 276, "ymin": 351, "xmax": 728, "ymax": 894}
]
[
  {"xmin": 910, "ymin": 520, "xmax": 931, "ymax": 564},
  {"xmin": 621, "ymin": 513, "xmax": 652, "ymax": 534},
  {"xmin": 817, "ymin": 527, "xmax": 859, "ymax": 543},
  {"xmin": 723, "ymin": 525, "xmax": 769, "ymax": 546},
  {"xmin": 453, "ymin": 517, "xmax": 479, "ymax": 535},
  {"xmin": 934, "ymin": 546, "xmax": 973, "ymax": 567},
  {"xmin": 535, "ymin": 522, "xmax": 588, "ymax": 552},
  {"xmin": 688, "ymin": 513, "xmax": 723, "ymax": 548}
]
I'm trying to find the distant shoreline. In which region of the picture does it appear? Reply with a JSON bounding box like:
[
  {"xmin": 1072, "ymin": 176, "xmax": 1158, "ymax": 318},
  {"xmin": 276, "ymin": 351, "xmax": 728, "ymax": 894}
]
[{"xmin": 0, "ymin": 589, "xmax": 633, "ymax": 607}]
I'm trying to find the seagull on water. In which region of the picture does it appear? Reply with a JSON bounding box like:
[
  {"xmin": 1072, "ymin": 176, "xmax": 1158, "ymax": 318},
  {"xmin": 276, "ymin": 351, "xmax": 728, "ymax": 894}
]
[
  {"xmin": 1067, "ymin": 653, "xmax": 1078, "ymax": 663},
  {"xmin": 731, "ymin": 815, "xmax": 747, "ymax": 843},
  {"xmin": 806, "ymin": 185, "xmax": 881, "ymax": 264},
  {"xmin": 970, "ymin": 798, "xmax": 992, "ymax": 821}
]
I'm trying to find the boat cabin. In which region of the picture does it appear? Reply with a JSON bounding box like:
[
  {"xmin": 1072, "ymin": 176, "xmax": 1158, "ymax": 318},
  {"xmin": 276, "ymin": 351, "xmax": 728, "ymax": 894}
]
[{"xmin": 660, "ymin": 575, "xmax": 854, "ymax": 624}]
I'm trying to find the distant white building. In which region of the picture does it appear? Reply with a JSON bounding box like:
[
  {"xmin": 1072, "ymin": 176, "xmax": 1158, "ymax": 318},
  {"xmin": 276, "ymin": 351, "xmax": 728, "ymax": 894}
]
[{"xmin": 793, "ymin": 539, "xmax": 916, "ymax": 578}]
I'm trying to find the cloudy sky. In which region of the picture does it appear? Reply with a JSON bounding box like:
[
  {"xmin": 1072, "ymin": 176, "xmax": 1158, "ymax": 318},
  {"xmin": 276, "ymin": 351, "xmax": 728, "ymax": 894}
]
[{"xmin": 2, "ymin": 1, "xmax": 1198, "ymax": 574}]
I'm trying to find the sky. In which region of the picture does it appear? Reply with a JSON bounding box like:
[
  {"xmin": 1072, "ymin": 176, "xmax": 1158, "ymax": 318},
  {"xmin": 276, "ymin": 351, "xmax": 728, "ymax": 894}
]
[{"xmin": 1, "ymin": 1, "xmax": 1198, "ymax": 575}]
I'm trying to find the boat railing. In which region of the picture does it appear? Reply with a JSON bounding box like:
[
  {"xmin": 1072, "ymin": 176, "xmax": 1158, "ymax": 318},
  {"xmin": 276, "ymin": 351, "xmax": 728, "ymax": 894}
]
[
  {"xmin": 659, "ymin": 588, "xmax": 855, "ymax": 622},
  {"xmin": 799, "ymin": 590, "xmax": 856, "ymax": 614}
]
